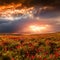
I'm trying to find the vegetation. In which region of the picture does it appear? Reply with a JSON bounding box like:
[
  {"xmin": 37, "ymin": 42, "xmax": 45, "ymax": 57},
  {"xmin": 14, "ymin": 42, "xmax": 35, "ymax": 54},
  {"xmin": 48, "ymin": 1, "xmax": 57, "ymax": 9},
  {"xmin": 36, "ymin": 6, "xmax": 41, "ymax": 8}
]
[{"xmin": 0, "ymin": 33, "xmax": 60, "ymax": 60}]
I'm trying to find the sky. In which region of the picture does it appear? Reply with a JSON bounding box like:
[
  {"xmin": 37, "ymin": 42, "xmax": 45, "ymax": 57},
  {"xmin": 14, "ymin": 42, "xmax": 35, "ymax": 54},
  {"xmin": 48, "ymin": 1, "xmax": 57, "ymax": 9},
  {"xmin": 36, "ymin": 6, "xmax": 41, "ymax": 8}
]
[{"xmin": 0, "ymin": 0, "xmax": 60, "ymax": 34}]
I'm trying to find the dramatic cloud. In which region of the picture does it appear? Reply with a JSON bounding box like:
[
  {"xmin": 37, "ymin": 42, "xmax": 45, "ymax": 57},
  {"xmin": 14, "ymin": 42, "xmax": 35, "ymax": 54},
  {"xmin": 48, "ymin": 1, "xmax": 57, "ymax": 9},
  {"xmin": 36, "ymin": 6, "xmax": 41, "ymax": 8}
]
[
  {"xmin": 0, "ymin": 0, "xmax": 60, "ymax": 7},
  {"xmin": 0, "ymin": 9, "xmax": 60, "ymax": 33},
  {"xmin": 0, "ymin": 0, "xmax": 60, "ymax": 33}
]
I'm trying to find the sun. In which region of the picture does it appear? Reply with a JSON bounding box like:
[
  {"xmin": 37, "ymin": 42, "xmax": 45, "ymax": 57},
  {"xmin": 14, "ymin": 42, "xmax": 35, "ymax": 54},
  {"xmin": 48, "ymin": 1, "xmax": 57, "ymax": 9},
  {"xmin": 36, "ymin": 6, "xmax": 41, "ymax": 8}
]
[
  {"xmin": 29, "ymin": 25, "xmax": 46, "ymax": 33},
  {"xmin": 19, "ymin": 24, "xmax": 52, "ymax": 34}
]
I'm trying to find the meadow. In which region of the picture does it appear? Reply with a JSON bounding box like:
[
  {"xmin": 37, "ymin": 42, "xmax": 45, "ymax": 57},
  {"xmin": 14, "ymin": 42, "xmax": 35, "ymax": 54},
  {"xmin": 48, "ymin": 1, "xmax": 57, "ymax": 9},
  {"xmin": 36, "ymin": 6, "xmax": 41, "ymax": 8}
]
[{"xmin": 0, "ymin": 33, "xmax": 60, "ymax": 60}]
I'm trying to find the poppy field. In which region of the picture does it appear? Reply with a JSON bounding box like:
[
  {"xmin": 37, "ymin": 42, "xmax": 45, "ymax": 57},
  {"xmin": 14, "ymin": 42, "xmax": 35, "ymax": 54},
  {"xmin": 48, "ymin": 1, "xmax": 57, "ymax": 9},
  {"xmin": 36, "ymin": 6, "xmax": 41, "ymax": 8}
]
[{"xmin": 0, "ymin": 33, "xmax": 60, "ymax": 60}]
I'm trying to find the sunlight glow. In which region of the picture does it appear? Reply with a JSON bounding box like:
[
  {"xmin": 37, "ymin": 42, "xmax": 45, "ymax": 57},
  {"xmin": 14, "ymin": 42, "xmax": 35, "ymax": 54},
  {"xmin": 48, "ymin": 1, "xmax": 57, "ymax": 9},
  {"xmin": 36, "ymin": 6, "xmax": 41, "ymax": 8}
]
[{"xmin": 29, "ymin": 25, "xmax": 47, "ymax": 32}]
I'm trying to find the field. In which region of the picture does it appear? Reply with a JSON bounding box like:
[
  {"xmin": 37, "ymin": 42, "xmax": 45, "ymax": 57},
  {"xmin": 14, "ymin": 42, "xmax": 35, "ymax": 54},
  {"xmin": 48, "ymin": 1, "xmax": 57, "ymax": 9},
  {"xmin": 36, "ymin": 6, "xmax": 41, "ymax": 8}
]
[{"xmin": 0, "ymin": 33, "xmax": 60, "ymax": 60}]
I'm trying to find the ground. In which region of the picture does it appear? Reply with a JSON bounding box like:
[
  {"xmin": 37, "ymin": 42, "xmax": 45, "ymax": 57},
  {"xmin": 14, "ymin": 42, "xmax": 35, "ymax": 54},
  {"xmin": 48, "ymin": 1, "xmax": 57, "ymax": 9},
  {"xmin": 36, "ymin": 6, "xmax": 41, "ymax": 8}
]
[{"xmin": 0, "ymin": 32, "xmax": 60, "ymax": 60}]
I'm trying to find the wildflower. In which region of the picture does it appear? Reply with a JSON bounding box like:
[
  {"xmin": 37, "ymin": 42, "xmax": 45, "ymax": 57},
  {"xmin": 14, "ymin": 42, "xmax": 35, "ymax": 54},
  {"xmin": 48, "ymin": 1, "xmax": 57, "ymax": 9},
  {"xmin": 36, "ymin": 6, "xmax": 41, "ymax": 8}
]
[
  {"xmin": 31, "ymin": 55, "xmax": 35, "ymax": 60},
  {"xmin": 55, "ymin": 52, "xmax": 60, "ymax": 58},
  {"xmin": 43, "ymin": 58, "xmax": 47, "ymax": 60},
  {"xmin": 11, "ymin": 58, "xmax": 15, "ymax": 60},
  {"xmin": 16, "ymin": 45, "xmax": 20, "ymax": 49},
  {"xmin": 49, "ymin": 54, "xmax": 53, "ymax": 59}
]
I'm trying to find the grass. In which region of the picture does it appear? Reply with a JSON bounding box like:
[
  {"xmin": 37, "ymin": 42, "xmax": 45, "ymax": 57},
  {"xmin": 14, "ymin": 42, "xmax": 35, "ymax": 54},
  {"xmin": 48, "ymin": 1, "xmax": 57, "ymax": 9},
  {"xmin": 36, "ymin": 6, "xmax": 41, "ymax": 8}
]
[{"xmin": 0, "ymin": 32, "xmax": 60, "ymax": 60}]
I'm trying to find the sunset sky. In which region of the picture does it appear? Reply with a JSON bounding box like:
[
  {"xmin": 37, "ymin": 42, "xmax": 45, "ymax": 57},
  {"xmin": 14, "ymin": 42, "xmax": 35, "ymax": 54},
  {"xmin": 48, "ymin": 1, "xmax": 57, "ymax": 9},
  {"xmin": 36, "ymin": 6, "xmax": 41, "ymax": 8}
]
[{"xmin": 0, "ymin": 0, "xmax": 60, "ymax": 34}]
